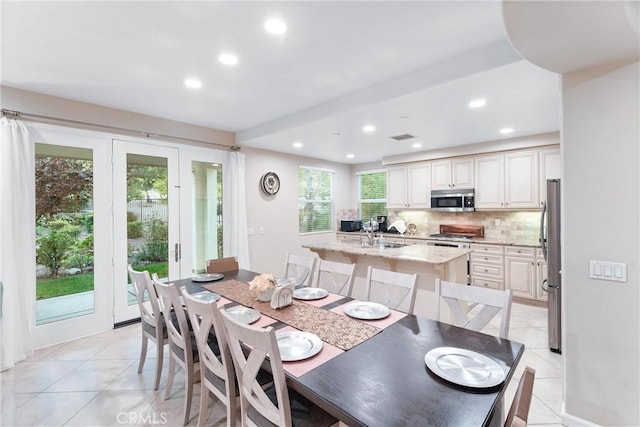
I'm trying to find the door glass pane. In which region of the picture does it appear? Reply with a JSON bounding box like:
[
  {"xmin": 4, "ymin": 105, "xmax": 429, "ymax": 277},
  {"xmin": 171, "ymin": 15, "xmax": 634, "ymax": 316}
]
[
  {"xmin": 127, "ymin": 154, "xmax": 168, "ymax": 305},
  {"xmin": 192, "ymin": 161, "xmax": 222, "ymax": 273},
  {"xmin": 35, "ymin": 144, "xmax": 94, "ymax": 325}
]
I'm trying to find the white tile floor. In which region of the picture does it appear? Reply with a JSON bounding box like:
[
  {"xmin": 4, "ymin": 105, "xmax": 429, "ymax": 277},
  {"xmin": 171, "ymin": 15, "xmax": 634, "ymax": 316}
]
[{"xmin": 1, "ymin": 302, "xmax": 563, "ymax": 426}]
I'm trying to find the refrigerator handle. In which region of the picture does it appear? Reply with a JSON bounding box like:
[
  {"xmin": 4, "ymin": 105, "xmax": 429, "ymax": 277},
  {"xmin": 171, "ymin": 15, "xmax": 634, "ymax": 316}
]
[{"xmin": 540, "ymin": 201, "xmax": 547, "ymax": 262}]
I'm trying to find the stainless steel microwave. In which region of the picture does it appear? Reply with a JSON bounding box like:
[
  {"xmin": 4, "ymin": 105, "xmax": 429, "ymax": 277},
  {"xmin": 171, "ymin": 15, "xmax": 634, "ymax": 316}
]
[{"xmin": 430, "ymin": 188, "xmax": 475, "ymax": 212}]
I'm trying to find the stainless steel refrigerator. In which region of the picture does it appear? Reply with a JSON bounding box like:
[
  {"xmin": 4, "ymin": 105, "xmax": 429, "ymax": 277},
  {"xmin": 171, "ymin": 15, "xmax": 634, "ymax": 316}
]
[{"xmin": 540, "ymin": 179, "xmax": 561, "ymax": 353}]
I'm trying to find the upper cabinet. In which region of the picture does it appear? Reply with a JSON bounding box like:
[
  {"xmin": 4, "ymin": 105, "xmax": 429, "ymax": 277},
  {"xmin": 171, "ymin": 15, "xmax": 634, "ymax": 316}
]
[
  {"xmin": 386, "ymin": 145, "xmax": 560, "ymax": 211},
  {"xmin": 505, "ymin": 151, "xmax": 539, "ymax": 208},
  {"xmin": 539, "ymin": 148, "xmax": 561, "ymax": 207},
  {"xmin": 474, "ymin": 155, "xmax": 504, "ymax": 209},
  {"xmin": 475, "ymin": 150, "xmax": 541, "ymax": 209},
  {"xmin": 431, "ymin": 158, "xmax": 474, "ymax": 190},
  {"xmin": 387, "ymin": 163, "xmax": 431, "ymax": 209}
]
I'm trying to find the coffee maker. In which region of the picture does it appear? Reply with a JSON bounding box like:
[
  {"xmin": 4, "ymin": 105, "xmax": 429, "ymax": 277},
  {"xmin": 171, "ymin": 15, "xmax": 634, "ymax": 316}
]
[{"xmin": 377, "ymin": 216, "xmax": 388, "ymax": 232}]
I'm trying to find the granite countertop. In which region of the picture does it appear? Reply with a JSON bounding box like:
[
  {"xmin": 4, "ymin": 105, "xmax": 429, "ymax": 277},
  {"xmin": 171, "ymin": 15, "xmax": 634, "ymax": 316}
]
[
  {"xmin": 336, "ymin": 231, "xmax": 540, "ymax": 247},
  {"xmin": 303, "ymin": 241, "xmax": 472, "ymax": 265}
]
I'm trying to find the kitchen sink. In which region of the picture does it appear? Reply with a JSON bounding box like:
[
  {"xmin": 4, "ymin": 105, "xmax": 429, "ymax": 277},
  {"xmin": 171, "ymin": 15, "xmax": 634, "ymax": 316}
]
[{"xmin": 382, "ymin": 243, "xmax": 408, "ymax": 249}]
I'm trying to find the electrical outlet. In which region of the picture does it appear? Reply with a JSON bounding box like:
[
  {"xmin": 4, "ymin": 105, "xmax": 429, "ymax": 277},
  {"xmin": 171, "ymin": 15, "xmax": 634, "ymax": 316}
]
[
  {"xmin": 590, "ymin": 260, "xmax": 627, "ymax": 282},
  {"xmin": 495, "ymin": 219, "xmax": 501, "ymax": 226}
]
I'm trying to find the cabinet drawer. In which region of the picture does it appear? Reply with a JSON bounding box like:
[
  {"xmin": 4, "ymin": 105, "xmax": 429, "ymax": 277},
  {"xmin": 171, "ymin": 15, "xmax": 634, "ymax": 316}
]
[
  {"xmin": 471, "ymin": 244, "xmax": 504, "ymax": 255},
  {"xmin": 339, "ymin": 234, "xmax": 360, "ymax": 242},
  {"xmin": 505, "ymin": 246, "xmax": 535, "ymax": 258},
  {"xmin": 471, "ymin": 262, "xmax": 503, "ymax": 277},
  {"xmin": 471, "ymin": 277, "xmax": 504, "ymax": 290},
  {"xmin": 384, "ymin": 237, "xmax": 405, "ymax": 244},
  {"xmin": 470, "ymin": 252, "xmax": 503, "ymax": 264}
]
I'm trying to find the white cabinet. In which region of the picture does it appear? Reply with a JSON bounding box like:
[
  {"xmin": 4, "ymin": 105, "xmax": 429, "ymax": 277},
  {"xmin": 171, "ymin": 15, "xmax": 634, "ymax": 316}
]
[
  {"xmin": 535, "ymin": 248, "xmax": 548, "ymax": 302},
  {"xmin": 475, "ymin": 151, "xmax": 540, "ymax": 209},
  {"xmin": 504, "ymin": 151, "xmax": 539, "ymax": 208},
  {"xmin": 386, "ymin": 163, "xmax": 431, "ymax": 209},
  {"xmin": 505, "ymin": 246, "xmax": 537, "ymax": 299},
  {"xmin": 474, "ymin": 155, "xmax": 504, "ymax": 209},
  {"xmin": 539, "ymin": 148, "xmax": 561, "ymax": 207},
  {"xmin": 431, "ymin": 158, "xmax": 474, "ymax": 190},
  {"xmin": 470, "ymin": 244, "xmax": 504, "ymax": 290}
]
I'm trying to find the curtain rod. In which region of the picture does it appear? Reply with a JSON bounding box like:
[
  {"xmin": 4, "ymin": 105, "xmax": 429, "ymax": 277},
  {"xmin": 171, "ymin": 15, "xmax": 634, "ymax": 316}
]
[{"xmin": 1, "ymin": 108, "xmax": 241, "ymax": 151}]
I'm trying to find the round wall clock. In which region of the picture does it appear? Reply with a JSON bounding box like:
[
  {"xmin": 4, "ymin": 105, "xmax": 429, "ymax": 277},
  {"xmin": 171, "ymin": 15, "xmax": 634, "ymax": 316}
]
[{"xmin": 260, "ymin": 171, "xmax": 280, "ymax": 195}]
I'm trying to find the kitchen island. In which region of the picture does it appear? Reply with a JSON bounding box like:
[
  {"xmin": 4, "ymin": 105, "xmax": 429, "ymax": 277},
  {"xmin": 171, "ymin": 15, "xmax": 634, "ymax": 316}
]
[{"xmin": 302, "ymin": 240, "xmax": 471, "ymax": 318}]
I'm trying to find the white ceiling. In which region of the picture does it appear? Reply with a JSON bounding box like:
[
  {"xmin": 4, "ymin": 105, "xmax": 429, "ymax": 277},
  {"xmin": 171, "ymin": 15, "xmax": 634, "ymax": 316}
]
[{"xmin": 1, "ymin": 1, "xmax": 561, "ymax": 164}]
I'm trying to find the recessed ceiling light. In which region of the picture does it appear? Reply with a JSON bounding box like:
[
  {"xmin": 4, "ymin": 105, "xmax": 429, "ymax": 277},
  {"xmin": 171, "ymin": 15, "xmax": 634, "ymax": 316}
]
[
  {"xmin": 218, "ymin": 53, "xmax": 239, "ymax": 66},
  {"xmin": 396, "ymin": 115, "xmax": 409, "ymax": 120},
  {"xmin": 264, "ymin": 19, "xmax": 287, "ymax": 35},
  {"xmin": 293, "ymin": 141, "xmax": 303, "ymax": 148},
  {"xmin": 412, "ymin": 142, "xmax": 423, "ymax": 149},
  {"xmin": 469, "ymin": 99, "xmax": 487, "ymax": 109},
  {"xmin": 346, "ymin": 154, "xmax": 355, "ymax": 159},
  {"xmin": 500, "ymin": 127, "xmax": 514, "ymax": 134},
  {"xmin": 332, "ymin": 132, "xmax": 341, "ymax": 136},
  {"xmin": 363, "ymin": 125, "xmax": 376, "ymax": 133},
  {"xmin": 184, "ymin": 78, "xmax": 202, "ymax": 89}
]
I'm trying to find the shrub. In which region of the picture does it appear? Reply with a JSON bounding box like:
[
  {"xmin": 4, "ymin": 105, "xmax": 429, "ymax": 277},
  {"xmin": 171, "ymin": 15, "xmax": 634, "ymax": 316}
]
[
  {"xmin": 135, "ymin": 242, "xmax": 168, "ymax": 263},
  {"xmin": 127, "ymin": 221, "xmax": 144, "ymax": 238},
  {"xmin": 127, "ymin": 211, "xmax": 138, "ymax": 222}
]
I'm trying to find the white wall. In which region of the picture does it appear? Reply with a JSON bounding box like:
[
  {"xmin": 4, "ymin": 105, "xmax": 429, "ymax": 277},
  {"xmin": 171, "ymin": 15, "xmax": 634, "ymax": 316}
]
[
  {"xmin": 243, "ymin": 147, "xmax": 353, "ymax": 276},
  {"xmin": 562, "ymin": 61, "xmax": 639, "ymax": 425}
]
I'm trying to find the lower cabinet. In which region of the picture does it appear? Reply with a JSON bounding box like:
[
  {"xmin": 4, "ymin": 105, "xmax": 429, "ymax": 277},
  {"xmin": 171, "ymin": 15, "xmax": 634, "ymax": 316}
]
[
  {"xmin": 470, "ymin": 244, "xmax": 504, "ymax": 290},
  {"xmin": 505, "ymin": 246, "xmax": 547, "ymax": 300}
]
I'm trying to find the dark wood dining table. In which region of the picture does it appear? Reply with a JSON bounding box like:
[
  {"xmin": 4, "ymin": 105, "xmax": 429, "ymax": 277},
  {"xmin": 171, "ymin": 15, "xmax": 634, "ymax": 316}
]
[{"xmin": 176, "ymin": 269, "xmax": 524, "ymax": 427}]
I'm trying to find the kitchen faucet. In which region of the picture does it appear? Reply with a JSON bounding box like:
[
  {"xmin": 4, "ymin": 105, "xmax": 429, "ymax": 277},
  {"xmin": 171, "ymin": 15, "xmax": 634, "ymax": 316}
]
[{"xmin": 362, "ymin": 218, "xmax": 378, "ymax": 246}]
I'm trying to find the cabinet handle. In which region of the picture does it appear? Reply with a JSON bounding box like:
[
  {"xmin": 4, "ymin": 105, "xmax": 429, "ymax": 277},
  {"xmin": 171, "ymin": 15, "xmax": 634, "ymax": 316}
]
[
  {"xmin": 484, "ymin": 269, "xmax": 489, "ymax": 272},
  {"xmin": 500, "ymin": 202, "xmax": 504, "ymax": 206},
  {"xmin": 531, "ymin": 262, "xmax": 534, "ymax": 266},
  {"xmin": 484, "ymin": 257, "xmax": 489, "ymax": 260}
]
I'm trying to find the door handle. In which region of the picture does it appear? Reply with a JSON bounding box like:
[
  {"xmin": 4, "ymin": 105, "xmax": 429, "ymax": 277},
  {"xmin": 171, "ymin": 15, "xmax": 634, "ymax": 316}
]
[{"xmin": 174, "ymin": 243, "xmax": 181, "ymax": 262}]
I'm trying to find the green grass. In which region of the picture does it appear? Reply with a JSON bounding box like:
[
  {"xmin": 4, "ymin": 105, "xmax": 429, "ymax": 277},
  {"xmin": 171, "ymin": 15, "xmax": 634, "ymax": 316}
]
[{"xmin": 36, "ymin": 262, "xmax": 168, "ymax": 300}]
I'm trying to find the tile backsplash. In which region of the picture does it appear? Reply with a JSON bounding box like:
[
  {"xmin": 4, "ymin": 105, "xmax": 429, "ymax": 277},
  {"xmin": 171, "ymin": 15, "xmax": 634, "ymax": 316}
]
[{"xmin": 337, "ymin": 209, "xmax": 541, "ymax": 242}]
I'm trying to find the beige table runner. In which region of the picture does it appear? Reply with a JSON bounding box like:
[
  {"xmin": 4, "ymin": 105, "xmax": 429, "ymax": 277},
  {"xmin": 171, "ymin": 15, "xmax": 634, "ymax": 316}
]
[{"xmin": 202, "ymin": 280, "xmax": 380, "ymax": 350}]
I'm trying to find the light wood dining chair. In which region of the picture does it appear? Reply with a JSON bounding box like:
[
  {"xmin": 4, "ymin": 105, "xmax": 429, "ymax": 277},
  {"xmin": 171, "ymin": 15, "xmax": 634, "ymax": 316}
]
[
  {"xmin": 505, "ymin": 366, "xmax": 536, "ymax": 427},
  {"xmin": 154, "ymin": 276, "xmax": 209, "ymax": 426},
  {"xmin": 284, "ymin": 253, "xmax": 317, "ymax": 286},
  {"xmin": 179, "ymin": 287, "xmax": 236, "ymax": 427},
  {"xmin": 435, "ymin": 279, "xmax": 513, "ymax": 339},
  {"xmin": 219, "ymin": 309, "xmax": 338, "ymax": 427},
  {"xmin": 313, "ymin": 259, "xmax": 356, "ymax": 297},
  {"xmin": 364, "ymin": 267, "xmax": 418, "ymax": 314},
  {"xmin": 127, "ymin": 265, "xmax": 168, "ymax": 390},
  {"xmin": 206, "ymin": 256, "xmax": 239, "ymax": 273}
]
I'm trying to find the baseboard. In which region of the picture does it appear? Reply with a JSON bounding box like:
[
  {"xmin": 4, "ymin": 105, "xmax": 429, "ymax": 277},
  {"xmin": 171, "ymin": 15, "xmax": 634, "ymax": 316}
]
[{"xmin": 561, "ymin": 407, "xmax": 600, "ymax": 426}]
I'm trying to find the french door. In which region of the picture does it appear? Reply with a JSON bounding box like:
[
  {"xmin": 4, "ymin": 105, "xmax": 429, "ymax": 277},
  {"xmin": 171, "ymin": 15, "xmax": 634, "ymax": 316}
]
[
  {"xmin": 112, "ymin": 140, "xmax": 181, "ymax": 323},
  {"xmin": 29, "ymin": 126, "xmax": 229, "ymax": 340},
  {"xmin": 31, "ymin": 127, "xmax": 113, "ymax": 347}
]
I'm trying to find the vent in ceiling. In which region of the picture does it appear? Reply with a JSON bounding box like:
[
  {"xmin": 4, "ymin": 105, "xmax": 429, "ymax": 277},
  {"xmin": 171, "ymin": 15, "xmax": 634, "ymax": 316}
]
[{"xmin": 390, "ymin": 133, "xmax": 415, "ymax": 141}]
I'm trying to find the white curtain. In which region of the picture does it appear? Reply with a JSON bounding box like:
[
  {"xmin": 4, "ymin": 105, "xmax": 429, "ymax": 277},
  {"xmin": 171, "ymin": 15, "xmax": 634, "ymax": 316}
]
[
  {"xmin": 228, "ymin": 151, "xmax": 250, "ymax": 269},
  {"xmin": 0, "ymin": 117, "xmax": 35, "ymax": 371}
]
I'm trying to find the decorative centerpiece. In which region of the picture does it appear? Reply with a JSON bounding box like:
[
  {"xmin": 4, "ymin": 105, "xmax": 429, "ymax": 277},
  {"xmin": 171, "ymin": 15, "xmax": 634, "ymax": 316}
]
[{"xmin": 248, "ymin": 273, "xmax": 278, "ymax": 301}]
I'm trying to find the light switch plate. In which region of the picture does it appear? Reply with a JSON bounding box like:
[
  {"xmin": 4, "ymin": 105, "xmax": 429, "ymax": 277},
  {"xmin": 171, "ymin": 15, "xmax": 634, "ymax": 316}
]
[{"xmin": 590, "ymin": 260, "xmax": 627, "ymax": 282}]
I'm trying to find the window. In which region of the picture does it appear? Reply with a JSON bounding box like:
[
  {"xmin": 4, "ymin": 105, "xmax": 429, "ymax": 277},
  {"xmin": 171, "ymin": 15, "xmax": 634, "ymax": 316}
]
[
  {"xmin": 299, "ymin": 167, "xmax": 333, "ymax": 233},
  {"xmin": 358, "ymin": 170, "xmax": 387, "ymax": 219}
]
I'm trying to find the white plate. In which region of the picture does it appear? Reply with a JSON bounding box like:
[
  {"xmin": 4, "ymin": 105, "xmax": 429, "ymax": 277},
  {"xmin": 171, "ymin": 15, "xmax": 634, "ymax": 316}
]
[
  {"xmin": 191, "ymin": 273, "xmax": 224, "ymax": 282},
  {"xmin": 343, "ymin": 301, "xmax": 390, "ymax": 320},
  {"xmin": 293, "ymin": 287, "xmax": 329, "ymax": 301},
  {"xmin": 179, "ymin": 291, "xmax": 220, "ymax": 306},
  {"xmin": 424, "ymin": 347, "xmax": 506, "ymax": 388},
  {"xmin": 226, "ymin": 306, "xmax": 260, "ymax": 324},
  {"xmin": 276, "ymin": 331, "xmax": 323, "ymax": 362}
]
